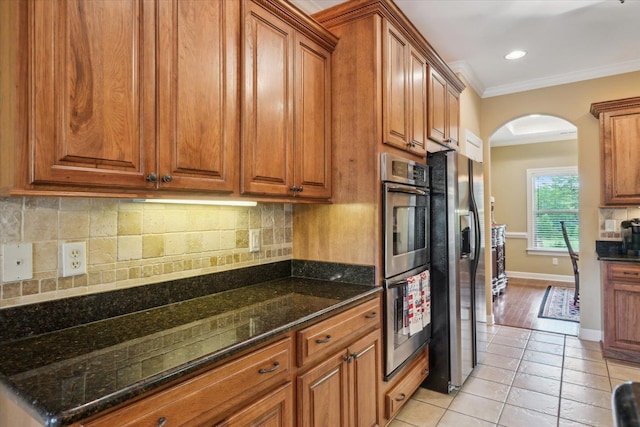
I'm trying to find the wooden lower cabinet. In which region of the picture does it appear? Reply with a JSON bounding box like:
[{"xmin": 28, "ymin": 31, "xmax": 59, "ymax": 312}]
[
  {"xmin": 73, "ymin": 297, "xmax": 383, "ymax": 427},
  {"xmin": 384, "ymin": 347, "xmax": 429, "ymax": 421},
  {"xmin": 297, "ymin": 329, "xmax": 381, "ymax": 427},
  {"xmin": 218, "ymin": 382, "xmax": 294, "ymax": 427},
  {"xmin": 603, "ymin": 262, "xmax": 640, "ymax": 362}
]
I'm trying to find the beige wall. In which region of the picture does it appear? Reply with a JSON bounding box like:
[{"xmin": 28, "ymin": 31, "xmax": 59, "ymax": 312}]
[
  {"xmin": 0, "ymin": 198, "xmax": 292, "ymax": 309},
  {"xmin": 491, "ymin": 139, "xmax": 577, "ymax": 278},
  {"xmin": 481, "ymin": 70, "xmax": 640, "ymax": 337}
]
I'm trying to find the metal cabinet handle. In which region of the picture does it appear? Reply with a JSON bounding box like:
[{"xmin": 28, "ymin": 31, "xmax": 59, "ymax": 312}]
[
  {"xmin": 315, "ymin": 334, "xmax": 332, "ymax": 344},
  {"xmin": 146, "ymin": 173, "xmax": 158, "ymax": 183},
  {"xmin": 258, "ymin": 361, "xmax": 280, "ymax": 374},
  {"xmin": 623, "ymin": 271, "xmax": 639, "ymax": 276},
  {"xmin": 365, "ymin": 312, "xmax": 377, "ymax": 319},
  {"xmin": 161, "ymin": 174, "xmax": 173, "ymax": 183},
  {"xmin": 157, "ymin": 417, "xmax": 167, "ymax": 427},
  {"xmin": 421, "ymin": 368, "xmax": 429, "ymax": 376},
  {"xmin": 343, "ymin": 354, "xmax": 353, "ymax": 363},
  {"xmin": 395, "ymin": 393, "xmax": 407, "ymax": 402}
]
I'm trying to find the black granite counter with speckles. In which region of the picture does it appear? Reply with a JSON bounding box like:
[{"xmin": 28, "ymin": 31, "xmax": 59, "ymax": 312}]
[
  {"xmin": 0, "ymin": 260, "xmax": 379, "ymax": 426},
  {"xmin": 596, "ymin": 240, "xmax": 640, "ymax": 262}
]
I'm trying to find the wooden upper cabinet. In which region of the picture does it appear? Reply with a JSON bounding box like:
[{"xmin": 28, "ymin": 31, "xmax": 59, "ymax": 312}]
[
  {"xmin": 428, "ymin": 66, "xmax": 459, "ymax": 148},
  {"xmin": 242, "ymin": 0, "xmax": 336, "ymax": 200},
  {"xmin": 294, "ymin": 33, "xmax": 332, "ymax": 199},
  {"xmin": 27, "ymin": 0, "xmax": 240, "ymax": 193},
  {"xmin": 383, "ymin": 21, "xmax": 426, "ymax": 157},
  {"xmin": 156, "ymin": 0, "xmax": 239, "ymax": 192},
  {"xmin": 591, "ymin": 97, "xmax": 640, "ymax": 206},
  {"xmin": 31, "ymin": 0, "xmax": 156, "ymax": 189}
]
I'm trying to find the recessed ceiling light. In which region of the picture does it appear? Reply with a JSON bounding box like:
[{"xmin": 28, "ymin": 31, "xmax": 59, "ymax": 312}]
[{"xmin": 505, "ymin": 50, "xmax": 527, "ymax": 60}]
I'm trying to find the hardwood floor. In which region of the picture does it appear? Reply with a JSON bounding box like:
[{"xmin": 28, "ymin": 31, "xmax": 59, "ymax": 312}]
[{"xmin": 492, "ymin": 277, "xmax": 579, "ymax": 336}]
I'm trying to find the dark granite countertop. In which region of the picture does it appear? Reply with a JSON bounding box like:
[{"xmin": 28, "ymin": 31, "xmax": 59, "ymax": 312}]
[
  {"xmin": 596, "ymin": 240, "xmax": 640, "ymax": 263},
  {"xmin": 0, "ymin": 274, "xmax": 380, "ymax": 426}
]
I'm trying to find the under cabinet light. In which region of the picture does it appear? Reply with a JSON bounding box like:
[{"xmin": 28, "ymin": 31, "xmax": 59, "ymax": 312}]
[{"xmin": 132, "ymin": 199, "xmax": 257, "ymax": 207}]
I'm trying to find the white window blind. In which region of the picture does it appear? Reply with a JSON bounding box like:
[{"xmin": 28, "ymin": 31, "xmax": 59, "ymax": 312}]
[{"xmin": 527, "ymin": 167, "xmax": 579, "ymax": 252}]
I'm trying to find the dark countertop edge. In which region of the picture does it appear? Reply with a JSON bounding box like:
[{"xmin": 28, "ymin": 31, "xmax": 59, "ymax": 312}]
[
  {"xmin": 6, "ymin": 286, "xmax": 382, "ymax": 427},
  {"xmin": 595, "ymin": 240, "xmax": 640, "ymax": 262}
]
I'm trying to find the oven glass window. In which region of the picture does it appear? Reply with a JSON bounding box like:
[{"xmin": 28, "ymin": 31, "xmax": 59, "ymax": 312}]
[{"xmin": 392, "ymin": 205, "xmax": 427, "ymax": 256}]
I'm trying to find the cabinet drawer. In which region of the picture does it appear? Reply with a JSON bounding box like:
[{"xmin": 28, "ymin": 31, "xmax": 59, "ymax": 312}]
[
  {"xmin": 81, "ymin": 337, "xmax": 292, "ymax": 427},
  {"xmin": 608, "ymin": 263, "xmax": 640, "ymax": 282},
  {"xmin": 386, "ymin": 347, "xmax": 429, "ymax": 419},
  {"xmin": 297, "ymin": 297, "xmax": 380, "ymax": 366}
]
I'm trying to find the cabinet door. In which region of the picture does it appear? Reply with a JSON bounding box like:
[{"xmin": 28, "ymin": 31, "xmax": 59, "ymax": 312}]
[
  {"xmin": 220, "ymin": 383, "xmax": 294, "ymax": 427},
  {"xmin": 428, "ymin": 67, "xmax": 447, "ymax": 145},
  {"xmin": 293, "ymin": 32, "xmax": 332, "ymax": 199},
  {"xmin": 382, "ymin": 22, "xmax": 410, "ymax": 150},
  {"xmin": 298, "ymin": 351, "xmax": 349, "ymax": 427},
  {"xmin": 243, "ymin": 1, "xmax": 294, "ymax": 196},
  {"xmin": 31, "ymin": 0, "xmax": 156, "ymax": 189},
  {"xmin": 350, "ymin": 330, "xmax": 381, "ymax": 427},
  {"xmin": 407, "ymin": 47, "xmax": 427, "ymax": 157},
  {"xmin": 446, "ymin": 85, "xmax": 460, "ymax": 146},
  {"xmin": 601, "ymin": 108, "xmax": 640, "ymax": 205},
  {"xmin": 604, "ymin": 263, "xmax": 640, "ymax": 358},
  {"xmin": 157, "ymin": 0, "xmax": 239, "ymax": 192}
]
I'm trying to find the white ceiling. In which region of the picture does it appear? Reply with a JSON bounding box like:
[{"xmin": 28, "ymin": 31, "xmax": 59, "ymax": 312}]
[
  {"xmin": 292, "ymin": 0, "xmax": 640, "ymax": 145},
  {"xmin": 293, "ymin": 0, "xmax": 640, "ymax": 99}
]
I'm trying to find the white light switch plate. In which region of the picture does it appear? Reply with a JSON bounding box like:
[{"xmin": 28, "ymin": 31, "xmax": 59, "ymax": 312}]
[
  {"xmin": 3, "ymin": 243, "xmax": 33, "ymax": 282},
  {"xmin": 605, "ymin": 219, "xmax": 617, "ymax": 232}
]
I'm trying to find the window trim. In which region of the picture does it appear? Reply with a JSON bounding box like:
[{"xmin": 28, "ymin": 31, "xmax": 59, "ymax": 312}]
[{"xmin": 526, "ymin": 166, "xmax": 578, "ymax": 255}]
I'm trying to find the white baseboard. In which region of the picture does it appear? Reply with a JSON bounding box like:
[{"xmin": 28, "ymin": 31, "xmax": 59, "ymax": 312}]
[
  {"xmin": 506, "ymin": 270, "xmax": 574, "ymax": 283},
  {"xmin": 579, "ymin": 328, "xmax": 603, "ymax": 342}
]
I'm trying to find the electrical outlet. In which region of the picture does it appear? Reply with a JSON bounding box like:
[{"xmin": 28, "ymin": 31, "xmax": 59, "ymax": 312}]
[
  {"xmin": 552, "ymin": 257, "xmax": 558, "ymax": 265},
  {"xmin": 60, "ymin": 242, "xmax": 87, "ymax": 277},
  {"xmin": 605, "ymin": 219, "xmax": 616, "ymax": 232},
  {"xmin": 249, "ymin": 229, "xmax": 261, "ymax": 252}
]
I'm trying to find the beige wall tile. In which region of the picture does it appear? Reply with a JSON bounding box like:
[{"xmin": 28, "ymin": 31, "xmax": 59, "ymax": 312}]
[
  {"xmin": 164, "ymin": 233, "xmax": 186, "ymax": 256},
  {"xmin": 24, "ymin": 210, "xmax": 58, "ymax": 241},
  {"xmin": 143, "ymin": 235, "xmax": 164, "ymax": 259},
  {"xmin": 143, "ymin": 210, "xmax": 165, "ymax": 234},
  {"xmin": 90, "ymin": 238, "xmax": 117, "ymax": 265},
  {"xmin": 60, "ymin": 211, "xmax": 90, "ymax": 239},
  {"xmin": 1, "ymin": 197, "xmax": 292, "ymax": 309},
  {"xmin": 91, "ymin": 210, "xmax": 118, "ymax": 237},
  {"xmin": 118, "ymin": 211, "xmax": 142, "ymax": 235},
  {"xmin": 186, "ymin": 233, "xmax": 203, "ymax": 253},
  {"xmin": 118, "ymin": 236, "xmax": 143, "ymax": 261},
  {"xmin": 33, "ymin": 241, "xmax": 57, "ymax": 272}
]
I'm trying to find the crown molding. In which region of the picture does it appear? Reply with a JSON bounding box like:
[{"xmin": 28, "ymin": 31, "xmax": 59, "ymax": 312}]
[
  {"xmin": 483, "ymin": 59, "xmax": 640, "ymax": 98},
  {"xmin": 448, "ymin": 60, "xmax": 485, "ymax": 98}
]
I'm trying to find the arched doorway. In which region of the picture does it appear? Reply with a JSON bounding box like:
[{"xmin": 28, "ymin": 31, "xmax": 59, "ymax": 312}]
[{"xmin": 488, "ymin": 114, "xmax": 579, "ymax": 335}]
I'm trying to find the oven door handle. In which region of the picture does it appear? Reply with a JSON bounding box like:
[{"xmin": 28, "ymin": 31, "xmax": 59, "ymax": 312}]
[
  {"xmin": 386, "ymin": 278, "xmax": 409, "ymax": 289},
  {"xmin": 386, "ymin": 185, "xmax": 427, "ymax": 196}
]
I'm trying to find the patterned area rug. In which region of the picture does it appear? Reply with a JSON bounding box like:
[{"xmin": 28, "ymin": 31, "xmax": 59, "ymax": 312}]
[{"xmin": 538, "ymin": 286, "xmax": 580, "ymax": 323}]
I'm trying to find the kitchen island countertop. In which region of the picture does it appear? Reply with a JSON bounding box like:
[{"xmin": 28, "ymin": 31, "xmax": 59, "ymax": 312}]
[{"xmin": 0, "ymin": 276, "xmax": 380, "ymax": 426}]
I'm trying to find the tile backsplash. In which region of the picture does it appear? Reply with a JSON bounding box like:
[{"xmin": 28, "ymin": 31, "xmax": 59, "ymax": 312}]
[
  {"xmin": 0, "ymin": 197, "xmax": 292, "ymax": 309},
  {"xmin": 598, "ymin": 207, "xmax": 640, "ymax": 239}
]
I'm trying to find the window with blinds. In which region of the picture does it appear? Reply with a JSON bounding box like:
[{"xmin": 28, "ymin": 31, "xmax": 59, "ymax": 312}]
[{"xmin": 527, "ymin": 167, "xmax": 579, "ymax": 252}]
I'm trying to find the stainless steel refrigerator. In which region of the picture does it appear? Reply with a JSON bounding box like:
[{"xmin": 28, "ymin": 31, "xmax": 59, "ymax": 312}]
[{"xmin": 423, "ymin": 150, "xmax": 486, "ymax": 394}]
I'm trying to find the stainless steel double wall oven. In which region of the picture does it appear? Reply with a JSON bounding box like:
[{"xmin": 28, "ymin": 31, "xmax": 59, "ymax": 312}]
[{"xmin": 381, "ymin": 153, "xmax": 431, "ymax": 379}]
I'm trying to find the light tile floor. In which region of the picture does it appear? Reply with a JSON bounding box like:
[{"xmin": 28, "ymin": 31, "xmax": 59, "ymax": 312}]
[{"xmin": 389, "ymin": 324, "xmax": 640, "ymax": 427}]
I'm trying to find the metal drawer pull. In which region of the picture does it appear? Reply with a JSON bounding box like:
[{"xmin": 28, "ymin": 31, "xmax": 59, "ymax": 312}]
[
  {"xmin": 395, "ymin": 393, "xmax": 407, "ymax": 402},
  {"xmin": 421, "ymin": 368, "xmax": 429, "ymax": 375},
  {"xmin": 316, "ymin": 335, "xmax": 332, "ymax": 344},
  {"xmin": 365, "ymin": 312, "xmax": 377, "ymax": 319},
  {"xmin": 623, "ymin": 271, "xmax": 639, "ymax": 275},
  {"xmin": 157, "ymin": 417, "xmax": 167, "ymax": 427},
  {"xmin": 258, "ymin": 361, "xmax": 280, "ymax": 374}
]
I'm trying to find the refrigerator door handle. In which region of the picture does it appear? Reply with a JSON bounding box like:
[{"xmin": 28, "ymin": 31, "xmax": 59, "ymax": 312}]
[{"xmin": 469, "ymin": 211, "xmax": 476, "ymax": 260}]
